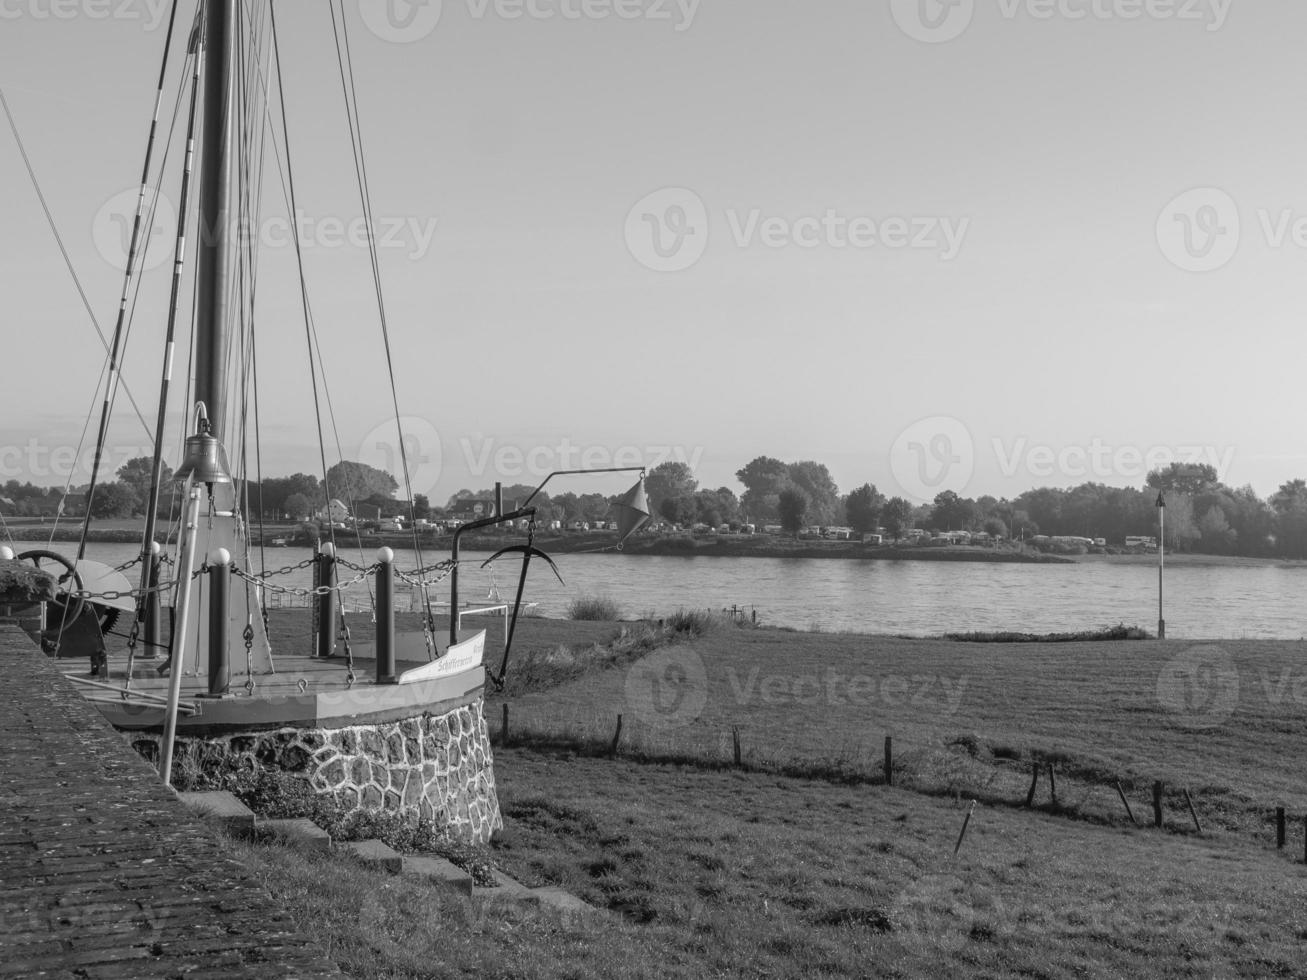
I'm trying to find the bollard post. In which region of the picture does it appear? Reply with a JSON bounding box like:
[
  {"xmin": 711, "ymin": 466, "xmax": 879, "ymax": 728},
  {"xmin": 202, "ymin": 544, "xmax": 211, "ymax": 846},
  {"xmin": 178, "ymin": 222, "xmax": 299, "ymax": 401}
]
[
  {"xmin": 375, "ymin": 548, "xmax": 396, "ymax": 684},
  {"xmin": 884, "ymin": 735, "xmax": 893, "ymax": 786},
  {"xmin": 205, "ymin": 548, "xmax": 231, "ymax": 696},
  {"xmin": 1277, "ymin": 807, "xmax": 1286, "ymax": 849},
  {"xmin": 142, "ymin": 542, "xmax": 162, "ymax": 660},
  {"xmin": 317, "ymin": 543, "xmax": 336, "ymax": 659}
]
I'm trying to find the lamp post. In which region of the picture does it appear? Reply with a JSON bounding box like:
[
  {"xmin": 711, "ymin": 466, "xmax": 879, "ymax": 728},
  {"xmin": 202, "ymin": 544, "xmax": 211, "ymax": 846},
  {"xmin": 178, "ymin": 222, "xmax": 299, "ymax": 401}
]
[{"xmin": 1156, "ymin": 491, "xmax": 1165, "ymax": 640}]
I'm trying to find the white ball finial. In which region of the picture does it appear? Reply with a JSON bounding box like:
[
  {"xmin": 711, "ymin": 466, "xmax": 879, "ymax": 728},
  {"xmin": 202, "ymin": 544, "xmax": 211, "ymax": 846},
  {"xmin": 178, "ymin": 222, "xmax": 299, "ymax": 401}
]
[
  {"xmin": 209, "ymin": 547, "xmax": 232, "ymax": 566},
  {"xmin": 0, "ymin": 546, "xmax": 14, "ymax": 561},
  {"xmin": 321, "ymin": 542, "xmax": 336, "ymax": 558},
  {"xmin": 376, "ymin": 547, "xmax": 394, "ymax": 564}
]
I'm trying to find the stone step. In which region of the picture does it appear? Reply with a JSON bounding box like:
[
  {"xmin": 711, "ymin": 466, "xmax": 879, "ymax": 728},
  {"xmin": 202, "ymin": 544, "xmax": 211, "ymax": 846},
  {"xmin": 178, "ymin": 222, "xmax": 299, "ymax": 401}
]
[
  {"xmin": 339, "ymin": 838, "xmax": 403, "ymax": 874},
  {"xmin": 176, "ymin": 790, "xmax": 256, "ymax": 837},
  {"xmin": 259, "ymin": 817, "xmax": 331, "ymax": 852},
  {"xmin": 401, "ymin": 855, "xmax": 473, "ymax": 896},
  {"xmin": 530, "ymin": 886, "xmax": 596, "ymax": 915}
]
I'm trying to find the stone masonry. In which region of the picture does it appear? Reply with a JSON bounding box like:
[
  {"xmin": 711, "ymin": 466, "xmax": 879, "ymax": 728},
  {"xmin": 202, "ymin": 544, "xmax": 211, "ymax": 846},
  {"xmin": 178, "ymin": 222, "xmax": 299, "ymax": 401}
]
[{"xmin": 129, "ymin": 699, "xmax": 503, "ymax": 844}]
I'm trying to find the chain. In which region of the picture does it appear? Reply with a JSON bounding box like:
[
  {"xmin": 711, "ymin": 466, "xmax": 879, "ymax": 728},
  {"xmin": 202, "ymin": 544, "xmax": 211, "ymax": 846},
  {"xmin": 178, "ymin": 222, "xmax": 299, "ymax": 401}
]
[
  {"xmin": 67, "ymin": 577, "xmax": 179, "ymax": 602},
  {"xmin": 247, "ymin": 556, "xmax": 317, "ymax": 579},
  {"xmin": 243, "ymin": 623, "xmax": 256, "ymax": 696},
  {"xmin": 230, "ymin": 562, "xmax": 377, "ymax": 597},
  {"xmin": 113, "ymin": 554, "xmax": 143, "ymax": 573}
]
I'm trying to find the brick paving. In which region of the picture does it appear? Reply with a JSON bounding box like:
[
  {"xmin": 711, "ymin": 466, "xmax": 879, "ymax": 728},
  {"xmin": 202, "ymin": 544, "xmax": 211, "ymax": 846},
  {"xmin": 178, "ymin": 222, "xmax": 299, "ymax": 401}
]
[{"xmin": 0, "ymin": 625, "xmax": 345, "ymax": 979}]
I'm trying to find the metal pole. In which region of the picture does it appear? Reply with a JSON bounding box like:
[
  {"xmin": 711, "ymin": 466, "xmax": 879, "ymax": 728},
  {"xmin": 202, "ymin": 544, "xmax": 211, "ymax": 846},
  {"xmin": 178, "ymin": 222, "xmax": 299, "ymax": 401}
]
[
  {"xmin": 205, "ymin": 548, "xmax": 230, "ymax": 696},
  {"xmin": 1158, "ymin": 503, "xmax": 1166, "ymax": 639},
  {"xmin": 316, "ymin": 542, "xmax": 336, "ymax": 659},
  {"xmin": 376, "ymin": 547, "xmax": 396, "ymax": 684},
  {"xmin": 142, "ymin": 542, "xmax": 161, "ymax": 660},
  {"xmin": 160, "ymin": 482, "xmax": 203, "ymax": 786}
]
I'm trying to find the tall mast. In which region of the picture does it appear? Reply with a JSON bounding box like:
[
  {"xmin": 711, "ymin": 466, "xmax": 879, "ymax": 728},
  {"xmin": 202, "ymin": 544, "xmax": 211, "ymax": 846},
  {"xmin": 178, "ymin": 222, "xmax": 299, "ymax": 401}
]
[{"xmin": 194, "ymin": 0, "xmax": 235, "ymax": 440}]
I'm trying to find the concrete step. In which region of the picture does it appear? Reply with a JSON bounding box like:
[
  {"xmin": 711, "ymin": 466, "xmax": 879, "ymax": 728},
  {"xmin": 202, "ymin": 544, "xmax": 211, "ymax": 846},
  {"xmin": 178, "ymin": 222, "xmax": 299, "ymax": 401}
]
[
  {"xmin": 339, "ymin": 838, "xmax": 403, "ymax": 874},
  {"xmin": 531, "ymin": 886, "xmax": 596, "ymax": 915},
  {"xmin": 177, "ymin": 790, "xmax": 256, "ymax": 837},
  {"xmin": 401, "ymin": 855, "xmax": 473, "ymax": 896},
  {"xmin": 259, "ymin": 817, "xmax": 331, "ymax": 852}
]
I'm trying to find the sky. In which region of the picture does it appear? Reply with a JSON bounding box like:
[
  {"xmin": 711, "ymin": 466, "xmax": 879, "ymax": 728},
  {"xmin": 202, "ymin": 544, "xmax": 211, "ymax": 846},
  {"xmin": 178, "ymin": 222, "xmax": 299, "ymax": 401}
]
[{"xmin": 2, "ymin": 0, "xmax": 1306, "ymax": 509}]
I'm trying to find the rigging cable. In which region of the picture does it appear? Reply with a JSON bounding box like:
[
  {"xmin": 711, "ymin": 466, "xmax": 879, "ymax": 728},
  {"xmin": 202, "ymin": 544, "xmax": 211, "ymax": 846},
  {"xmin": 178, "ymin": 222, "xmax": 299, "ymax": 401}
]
[{"xmin": 330, "ymin": 0, "xmax": 434, "ymax": 631}]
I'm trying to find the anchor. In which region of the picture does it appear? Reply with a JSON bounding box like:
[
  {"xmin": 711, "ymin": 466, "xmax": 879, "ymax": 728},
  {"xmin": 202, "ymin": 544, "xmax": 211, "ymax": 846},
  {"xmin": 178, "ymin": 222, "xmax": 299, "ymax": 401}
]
[{"xmin": 479, "ymin": 530, "xmax": 564, "ymax": 688}]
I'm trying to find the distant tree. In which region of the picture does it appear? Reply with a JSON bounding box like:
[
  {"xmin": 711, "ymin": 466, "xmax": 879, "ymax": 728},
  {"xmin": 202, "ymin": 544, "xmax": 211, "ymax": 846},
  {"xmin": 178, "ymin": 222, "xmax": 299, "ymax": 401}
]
[
  {"xmin": 1197, "ymin": 504, "xmax": 1236, "ymax": 554},
  {"xmin": 577, "ymin": 493, "xmax": 609, "ymax": 523},
  {"xmin": 735, "ymin": 456, "xmax": 792, "ymax": 521},
  {"xmin": 787, "ymin": 461, "xmax": 841, "ymax": 526},
  {"xmin": 845, "ymin": 484, "xmax": 886, "ymax": 535},
  {"xmin": 326, "ymin": 460, "xmax": 397, "ymax": 502},
  {"xmin": 694, "ymin": 487, "xmax": 741, "ymax": 526},
  {"xmin": 1148, "ymin": 462, "xmax": 1219, "ymax": 496},
  {"xmin": 983, "ymin": 517, "xmax": 1009, "ymax": 540},
  {"xmin": 117, "ymin": 456, "xmax": 172, "ymax": 501},
  {"xmin": 881, "ymin": 497, "xmax": 914, "ymax": 542},
  {"xmin": 659, "ymin": 496, "xmax": 691, "ymax": 526},
  {"xmin": 778, "ymin": 488, "xmax": 808, "ymax": 538},
  {"xmin": 89, "ymin": 481, "xmax": 139, "ymax": 519},
  {"xmin": 1158, "ymin": 493, "xmax": 1200, "ymax": 553},
  {"xmin": 413, "ymin": 494, "xmax": 431, "ymax": 520},
  {"xmin": 284, "ymin": 492, "xmax": 313, "ymax": 520},
  {"xmin": 928, "ymin": 490, "xmax": 976, "ymax": 531},
  {"xmin": 645, "ymin": 461, "xmax": 698, "ymax": 515}
]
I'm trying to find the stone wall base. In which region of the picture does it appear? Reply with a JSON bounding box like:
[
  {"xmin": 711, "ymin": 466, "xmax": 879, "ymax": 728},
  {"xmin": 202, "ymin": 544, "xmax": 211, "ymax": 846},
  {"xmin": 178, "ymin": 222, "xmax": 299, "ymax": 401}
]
[{"xmin": 128, "ymin": 699, "xmax": 502, "ymax": 844}]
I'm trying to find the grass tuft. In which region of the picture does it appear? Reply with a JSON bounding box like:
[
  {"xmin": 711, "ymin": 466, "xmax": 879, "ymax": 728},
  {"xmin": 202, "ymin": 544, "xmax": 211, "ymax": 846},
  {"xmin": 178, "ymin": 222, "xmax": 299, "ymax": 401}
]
[{"xmin": 568, "ymin": 594, "xmax": 622, "ymax": 620}]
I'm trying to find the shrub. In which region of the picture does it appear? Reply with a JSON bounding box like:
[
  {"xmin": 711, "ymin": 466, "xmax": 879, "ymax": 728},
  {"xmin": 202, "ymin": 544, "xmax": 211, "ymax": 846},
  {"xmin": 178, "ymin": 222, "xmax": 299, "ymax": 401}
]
[{"xmin": 568, "ymin": 594, "xmax": 621, "ymax": 620}]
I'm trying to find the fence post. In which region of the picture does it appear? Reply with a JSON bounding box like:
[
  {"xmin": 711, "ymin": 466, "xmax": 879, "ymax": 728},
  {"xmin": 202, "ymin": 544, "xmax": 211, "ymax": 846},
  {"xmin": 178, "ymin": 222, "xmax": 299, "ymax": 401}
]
[
  {"xmin": 609, "ymin": 714, "xmax": 623, "ymax": 757},
  {"xmin": 884, "ymin": 736, "xmax": 893, "ymax": 786},
  {"xmin": 204, "ymin": 548, "xmax": 230, "ymax": 696},
  {"xmin": 1153, "ymin": 781, "xmax": 1164, "ymax": 829},
  {"xmin": 1048, "ymin": 762, "xmax": 1057, "ymax": 803},
  {"xmin": 375, "ymin": 548, "xmax": 396, "ymax": 684},
  {"xmin": 1183, "ymin": 788, "xmax": 1202, "ymax": 834},
  {"xmin": 1115, "ymin": 780, "xmax": 1137, "ymax": 826},
  {"xmin": 317, "ymin": 543, "xmax": 336, "ymax": 660},
  {"xmin": 501, "ymin": 703, "xmax": 509, "ymax": 744},
  {"xmin": 1277, "ymin": 807, "xmax": 1286, "ymax": 849},
  {"xmin": 733, "ymin": 726, "xmax": 742, "ymax": 767},
  {"xmin": 1024, "ymin": 761, "xmax": 1039, "ymax": 807}
]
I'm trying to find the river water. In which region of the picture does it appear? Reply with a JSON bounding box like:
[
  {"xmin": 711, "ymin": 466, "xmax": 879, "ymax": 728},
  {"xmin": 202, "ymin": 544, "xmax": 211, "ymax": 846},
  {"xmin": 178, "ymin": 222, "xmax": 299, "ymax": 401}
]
[{"xmin": 7, "ymin": 540, "xmax": 1304, "ymax": 640}]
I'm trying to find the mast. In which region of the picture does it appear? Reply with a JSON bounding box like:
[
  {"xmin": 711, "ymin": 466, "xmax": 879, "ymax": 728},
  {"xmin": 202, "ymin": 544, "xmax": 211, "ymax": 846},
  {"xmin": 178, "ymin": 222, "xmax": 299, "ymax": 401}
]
[{"xmin": 194, "ymin": 0, "xmax": 235, "ymax": 440}]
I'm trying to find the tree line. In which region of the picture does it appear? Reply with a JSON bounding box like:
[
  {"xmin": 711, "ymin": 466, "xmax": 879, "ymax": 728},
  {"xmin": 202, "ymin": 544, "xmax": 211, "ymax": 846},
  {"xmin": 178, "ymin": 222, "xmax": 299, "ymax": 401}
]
[{"xmin": 10, "ymin": 453, "xmax": 1307, "ymax": 560}]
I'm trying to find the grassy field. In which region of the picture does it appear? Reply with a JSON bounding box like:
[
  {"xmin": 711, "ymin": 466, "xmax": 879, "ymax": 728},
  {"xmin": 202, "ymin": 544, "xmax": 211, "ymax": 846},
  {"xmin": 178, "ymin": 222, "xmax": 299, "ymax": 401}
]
[
  {"xmin": 230, "ymin": 747, "xmax": 1307, "ymax": 979},
  {"xmin": 199, "ymin": 612, "xmax": 1307, "ymax": 975},
  {"xmin": 496, "ymin": 622, "xmax": 1307, "ymax": 840}
]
